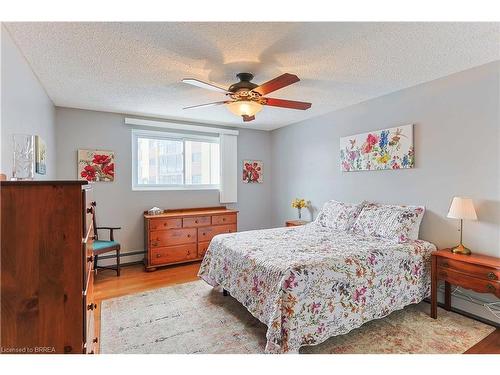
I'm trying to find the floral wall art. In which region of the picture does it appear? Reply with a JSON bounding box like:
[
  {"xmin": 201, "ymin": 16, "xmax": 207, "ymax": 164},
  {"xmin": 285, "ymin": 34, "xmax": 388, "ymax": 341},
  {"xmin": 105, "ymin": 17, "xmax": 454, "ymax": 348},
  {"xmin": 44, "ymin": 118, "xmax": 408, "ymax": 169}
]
[
  {"xmin": 340, "ymin": 124, "xmax": 414, "ymax": 172},
  {"xmin": 78, "ymin": 149, "xmax": 115, "ymax": 182},
  {"xmin": 242, "ymin": 160, "xmax": 263, "ymax": 183}
]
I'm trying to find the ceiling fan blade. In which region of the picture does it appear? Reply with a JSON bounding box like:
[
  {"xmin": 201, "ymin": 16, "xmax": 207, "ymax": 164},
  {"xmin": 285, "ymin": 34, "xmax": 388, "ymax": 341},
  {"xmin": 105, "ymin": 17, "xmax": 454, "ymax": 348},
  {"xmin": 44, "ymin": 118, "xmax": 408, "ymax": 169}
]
[
  {"xmin": 183, "ymin": 101, "xmax": 229, "ymax": 110},
  {"xmin": 182, "ymin": 78, "xmax": 229, "ymax": 94},
  {"xmin": 253, "ymin": 73, "xmax": 300, "ymax": 96},
  {"xmin": 264, "ymin": 98, "xmax": 312, "ymax": 110},
  {"xmin": 242, "ymin": 115, "xmax": 255, "ymax": 122}
]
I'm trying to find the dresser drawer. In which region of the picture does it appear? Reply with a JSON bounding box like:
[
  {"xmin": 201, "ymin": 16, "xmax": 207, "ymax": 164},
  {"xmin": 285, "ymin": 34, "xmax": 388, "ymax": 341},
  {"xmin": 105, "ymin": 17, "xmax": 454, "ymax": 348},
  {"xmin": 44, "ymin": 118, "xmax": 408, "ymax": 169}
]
[
  {"xmin": 151, "ymin": 244, "xmax": 197, "ymax": 265},
  {"xmin": 183, "ymin": 216, "xmax": 211, "ymax": 228},
  {"xmin": 211, "ymin": 214, "xmax": 237, "ymax": 225},
  {"xmin": 438, "ymin": 258, "xmax": 499, "ymax": 281},
  {"xmin": 149, "ymin": 218, "xmax": 182, "ymax": 230},
  {"xmin": 150, "ymin": 228, "xmax": 197, "ymax": 247},
  {"xmin": 437, "ymin": 268, "xmax": 500, "ymax": 298},
  {"xmin": 198, "ymin": 241, "xmax": 210, "ymax": 258},
  {"xmin": 198, "ymin": 224, "xmax": 237, "ymax": 242}
]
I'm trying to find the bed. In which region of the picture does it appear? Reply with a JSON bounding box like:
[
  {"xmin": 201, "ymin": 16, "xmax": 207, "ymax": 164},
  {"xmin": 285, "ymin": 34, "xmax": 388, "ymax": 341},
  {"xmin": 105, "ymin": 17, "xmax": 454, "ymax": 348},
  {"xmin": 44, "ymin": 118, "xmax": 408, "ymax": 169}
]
[{"xmin": 198, "ymin": 201, "xmax": 436, "ymax": 353}]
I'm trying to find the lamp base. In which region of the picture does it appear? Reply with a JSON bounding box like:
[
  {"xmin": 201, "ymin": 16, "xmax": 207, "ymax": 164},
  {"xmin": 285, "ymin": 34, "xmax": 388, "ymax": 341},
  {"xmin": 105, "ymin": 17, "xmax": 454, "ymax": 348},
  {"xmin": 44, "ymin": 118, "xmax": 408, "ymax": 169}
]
[{"xmin": 451, "ymin": 243, "xmax": 472, "ymax": 255}]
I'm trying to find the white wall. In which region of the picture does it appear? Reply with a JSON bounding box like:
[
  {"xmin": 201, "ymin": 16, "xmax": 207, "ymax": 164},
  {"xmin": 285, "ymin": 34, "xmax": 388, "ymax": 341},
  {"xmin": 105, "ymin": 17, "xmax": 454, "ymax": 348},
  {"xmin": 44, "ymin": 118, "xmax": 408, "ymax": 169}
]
[
  {"xmin": 1, "ymin": 25, "xmax": 56, "ymax": 179},
  {"xmin": 271, "ymin": 61, "xmax": 500, "ymax": 322},
  {"xmin": 55, "ymin": 107, "xmax": 272, "ymax": 264}
]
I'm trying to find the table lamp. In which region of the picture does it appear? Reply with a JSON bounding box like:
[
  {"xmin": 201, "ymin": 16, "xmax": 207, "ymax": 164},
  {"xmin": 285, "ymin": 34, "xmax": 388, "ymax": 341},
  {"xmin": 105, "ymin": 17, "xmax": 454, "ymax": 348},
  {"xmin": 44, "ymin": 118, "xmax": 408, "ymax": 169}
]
[{"xmin": 447, "ymin": 197, "xmax": 477, "ymax": 255}]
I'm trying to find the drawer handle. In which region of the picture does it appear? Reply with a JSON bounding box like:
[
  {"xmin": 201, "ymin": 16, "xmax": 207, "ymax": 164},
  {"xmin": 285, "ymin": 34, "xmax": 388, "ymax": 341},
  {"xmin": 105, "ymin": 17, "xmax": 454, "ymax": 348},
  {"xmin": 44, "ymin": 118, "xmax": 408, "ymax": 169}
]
[
  {"xmin": 195, "ymin": 220, "xmax": 198, "ymax": 224},
  {"xmin": 222, "ymin": 218, "xmax": 226, "ymax": 221},
  {"xmin": 486, "ymin": 284, "xmax": 495, "ymax": 292},
  {"xmin": 487, "ymin": 272, "xmax": 497, "ymax": 281},
  {"xmin": 441, "ymin": 262, "xmax": 449, "ymax": 268},
  {"xmin": 93, "ymin": 337, "xmax": 98, "ymax": 344},
  {"xmin": 152, "ymin": 242, "xmax": 159, "ymax": 246},
  {"xmin": 202, "ymin": 232, "xmax": 206, "ymax": 236},
  {"xmin": 87, "ymin": 255, "xmax": 94, "ymax": 263},
  {"xmin": 156, "ymin": 253, "xmax": 161, "ymax": 258},
  {"xmin": 187, "ymin": 234, "xmax": 191, "ymax": 238},
  {"xmin": 163, "ymin": 223, "xmax": 167, "ymax": 226},
  {"xmin": 87, "ymin": 303, "xmax": 97, "ymax": 311}
]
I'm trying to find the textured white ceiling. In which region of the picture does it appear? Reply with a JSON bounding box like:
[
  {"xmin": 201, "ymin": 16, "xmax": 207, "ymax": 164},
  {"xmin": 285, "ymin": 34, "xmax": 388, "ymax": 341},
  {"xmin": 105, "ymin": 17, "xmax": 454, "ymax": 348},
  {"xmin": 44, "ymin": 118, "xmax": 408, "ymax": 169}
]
[{"xmin": 5, "ymin": 22, "xmax": 500, "ymax": 130}]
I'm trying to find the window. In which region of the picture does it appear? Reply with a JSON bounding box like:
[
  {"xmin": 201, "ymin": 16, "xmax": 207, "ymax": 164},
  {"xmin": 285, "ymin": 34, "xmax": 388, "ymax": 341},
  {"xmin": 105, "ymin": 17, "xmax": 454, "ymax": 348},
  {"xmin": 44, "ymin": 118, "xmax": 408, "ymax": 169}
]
[{"xmin": 132, "ymin": 130, "xmax": 220, "ymax": 190}]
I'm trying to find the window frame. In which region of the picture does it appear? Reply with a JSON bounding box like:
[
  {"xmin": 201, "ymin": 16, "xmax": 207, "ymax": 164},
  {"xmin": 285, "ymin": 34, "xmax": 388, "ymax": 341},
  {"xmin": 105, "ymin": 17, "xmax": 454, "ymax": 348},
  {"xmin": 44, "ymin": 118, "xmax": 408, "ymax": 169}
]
[{"xmin": 131, "ymin": 129, "xmax": 220, "ymax": 191}]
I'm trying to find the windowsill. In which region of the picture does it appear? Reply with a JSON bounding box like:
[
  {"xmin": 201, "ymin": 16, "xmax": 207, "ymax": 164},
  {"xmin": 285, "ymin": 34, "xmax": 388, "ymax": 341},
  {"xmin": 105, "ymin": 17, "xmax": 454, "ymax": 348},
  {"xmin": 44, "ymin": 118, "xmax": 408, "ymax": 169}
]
[{"xmin": 132, "ymin": 185, "xmax": 220, "ymax": 192}]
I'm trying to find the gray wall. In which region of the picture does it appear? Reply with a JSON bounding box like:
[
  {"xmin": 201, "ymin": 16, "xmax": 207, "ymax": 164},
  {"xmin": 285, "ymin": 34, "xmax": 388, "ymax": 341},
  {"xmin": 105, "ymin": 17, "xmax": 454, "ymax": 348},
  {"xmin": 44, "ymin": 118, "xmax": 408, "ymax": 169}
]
[
  {"xmin": 55, "ymin": 108, "xmax": 272, "ymax": 263},
  {"xmin": 1, "ymin": 25, "xmax": 56, "ymax": 179},
  {"xmin": 271, "ymin": 61, "xmax": 500, "ymax": 322}
]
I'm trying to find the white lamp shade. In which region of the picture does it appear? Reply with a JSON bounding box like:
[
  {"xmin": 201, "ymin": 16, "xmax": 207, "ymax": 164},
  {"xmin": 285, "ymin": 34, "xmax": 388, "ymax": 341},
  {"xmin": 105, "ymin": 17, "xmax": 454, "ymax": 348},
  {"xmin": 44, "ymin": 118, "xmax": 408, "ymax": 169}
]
[
  {"xmin": 447, "ymin": 197, "xmax": 477, "ymax": 220},
  {"xmin": 227, "ymin": 101, "xmax": 263, "ymax": 117}
]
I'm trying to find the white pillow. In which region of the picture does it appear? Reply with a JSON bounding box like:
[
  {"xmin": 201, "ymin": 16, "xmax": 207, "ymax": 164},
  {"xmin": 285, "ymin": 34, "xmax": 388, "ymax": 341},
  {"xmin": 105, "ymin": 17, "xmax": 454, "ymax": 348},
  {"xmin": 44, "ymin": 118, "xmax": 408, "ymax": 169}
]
[
  {"xmin": 351, "ymin": 202, "xmax": 425, "ymax": 242},
  {"xmin": 315, "ymin": 200, "xmax": 366, "ymax": 231}
]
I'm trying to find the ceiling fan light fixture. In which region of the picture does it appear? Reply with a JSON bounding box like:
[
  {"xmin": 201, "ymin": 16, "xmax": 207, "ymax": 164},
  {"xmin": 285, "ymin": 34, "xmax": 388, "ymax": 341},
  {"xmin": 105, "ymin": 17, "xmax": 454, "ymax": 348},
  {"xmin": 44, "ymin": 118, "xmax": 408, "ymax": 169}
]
[{"xmin": 226, "ymin": 100, "xmax": 263, "ymax": 117}]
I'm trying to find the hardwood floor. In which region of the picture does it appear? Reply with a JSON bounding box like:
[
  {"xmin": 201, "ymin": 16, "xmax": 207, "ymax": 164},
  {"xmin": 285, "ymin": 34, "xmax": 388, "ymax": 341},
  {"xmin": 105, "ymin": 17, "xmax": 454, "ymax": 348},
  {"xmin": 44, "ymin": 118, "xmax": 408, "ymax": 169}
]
[{"xmin": 94, "ymin": 262, "xmax": 500, "ymax": 354}]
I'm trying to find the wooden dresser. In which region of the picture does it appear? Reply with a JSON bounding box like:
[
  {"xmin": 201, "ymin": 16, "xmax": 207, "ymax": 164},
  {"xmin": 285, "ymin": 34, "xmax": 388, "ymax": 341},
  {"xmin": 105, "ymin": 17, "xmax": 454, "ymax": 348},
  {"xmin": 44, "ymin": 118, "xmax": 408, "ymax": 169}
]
[
  {"xmin": 144, "ymin": 206, "xmax": 238, "ymax": 271},
  {"xmin": 1, "ymin": 181, "xmax": 98, "ymax": 354},
  {"xmin": 431, "ymin": 249, "xmax": 500, "ymax": 319}
]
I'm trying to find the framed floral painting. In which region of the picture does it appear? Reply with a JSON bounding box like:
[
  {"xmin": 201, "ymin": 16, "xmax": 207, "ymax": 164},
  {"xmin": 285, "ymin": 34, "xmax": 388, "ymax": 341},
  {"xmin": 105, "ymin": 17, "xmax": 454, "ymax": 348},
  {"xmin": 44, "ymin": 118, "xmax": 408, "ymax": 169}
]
[
  {"xmin": 340, "ymin": 124, "xmax": 414, "ymax": 172},
  {"xmin": 242, "ymin": 160, "xmax": 263, "ymax": 183},
  {"xmin": 78, "ymin": 149, "xmax": 115, "ymax": 182}
]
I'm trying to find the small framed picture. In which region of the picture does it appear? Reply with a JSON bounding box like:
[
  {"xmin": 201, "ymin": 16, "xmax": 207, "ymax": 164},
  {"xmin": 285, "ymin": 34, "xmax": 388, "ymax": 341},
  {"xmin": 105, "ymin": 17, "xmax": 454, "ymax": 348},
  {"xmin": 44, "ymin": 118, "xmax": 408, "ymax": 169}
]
[
  {"xmin": 242, "ymin": 160, "xmax": 263, "ymax": 183},
  {"xmin": 35, "ymin": 136, "xmax": 47, "ymax": 175},
  {"xmin": 78, "ymin": 149, "xmax": 115, "ymax": 182}
]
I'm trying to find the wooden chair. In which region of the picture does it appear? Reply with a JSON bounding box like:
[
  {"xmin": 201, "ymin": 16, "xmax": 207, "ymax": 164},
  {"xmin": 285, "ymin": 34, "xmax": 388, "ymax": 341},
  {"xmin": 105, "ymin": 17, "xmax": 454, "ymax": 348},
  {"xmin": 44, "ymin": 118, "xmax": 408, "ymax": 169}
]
[{"xmin": 90, "ymin": 201, "xmax": 121, "ymax": 276}]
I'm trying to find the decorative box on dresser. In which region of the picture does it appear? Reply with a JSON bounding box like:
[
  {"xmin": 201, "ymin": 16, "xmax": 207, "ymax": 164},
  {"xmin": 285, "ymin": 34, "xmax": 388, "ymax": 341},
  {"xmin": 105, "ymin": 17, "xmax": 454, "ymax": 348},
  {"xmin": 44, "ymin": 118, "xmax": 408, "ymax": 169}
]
[
  {"xmin": 144, "ymin": 206, "xmax": 238, "ymax": 271},
  {"xmin": 0, "ymin": 181, "xmax": 98, "ymax": 354},
  {"xmin": 431, "ymin": 249, "xmax": 500, "ymax": 319}
]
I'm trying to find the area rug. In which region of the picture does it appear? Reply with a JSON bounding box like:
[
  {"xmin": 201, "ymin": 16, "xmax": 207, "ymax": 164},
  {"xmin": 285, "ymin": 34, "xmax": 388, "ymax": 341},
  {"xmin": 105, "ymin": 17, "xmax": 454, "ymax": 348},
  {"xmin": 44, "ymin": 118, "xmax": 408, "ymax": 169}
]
[{"xmin": 100, "ymin": 280, "xmax": 495, "ymax": 354}]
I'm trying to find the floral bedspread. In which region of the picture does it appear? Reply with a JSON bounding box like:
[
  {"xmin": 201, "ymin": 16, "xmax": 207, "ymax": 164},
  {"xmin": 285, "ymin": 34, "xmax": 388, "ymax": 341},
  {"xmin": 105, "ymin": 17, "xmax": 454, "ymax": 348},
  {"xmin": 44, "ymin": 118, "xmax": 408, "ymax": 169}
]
[{"xmin": 198, "ymin": 223, "xmax": 436, "ymax": 353}]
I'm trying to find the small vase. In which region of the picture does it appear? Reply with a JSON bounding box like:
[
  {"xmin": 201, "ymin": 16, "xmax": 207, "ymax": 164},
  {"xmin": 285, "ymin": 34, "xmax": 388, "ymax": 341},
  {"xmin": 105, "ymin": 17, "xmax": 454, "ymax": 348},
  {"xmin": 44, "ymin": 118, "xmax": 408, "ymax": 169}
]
[{"xmin": 298, "ymin": 208, "xmax": 302, "ymax": 220}]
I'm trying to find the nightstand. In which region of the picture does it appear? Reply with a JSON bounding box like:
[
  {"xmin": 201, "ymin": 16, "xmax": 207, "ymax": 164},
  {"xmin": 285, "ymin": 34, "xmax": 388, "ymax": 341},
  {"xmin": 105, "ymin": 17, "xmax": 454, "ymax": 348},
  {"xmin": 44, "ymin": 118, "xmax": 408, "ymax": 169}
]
[
  {"xmin": 285, "ymin": 220, "xmax": 309, "ymax": 227},
  {"xmin": 431, "ymin": 249, "xmax": 500, "ymax": 319}
]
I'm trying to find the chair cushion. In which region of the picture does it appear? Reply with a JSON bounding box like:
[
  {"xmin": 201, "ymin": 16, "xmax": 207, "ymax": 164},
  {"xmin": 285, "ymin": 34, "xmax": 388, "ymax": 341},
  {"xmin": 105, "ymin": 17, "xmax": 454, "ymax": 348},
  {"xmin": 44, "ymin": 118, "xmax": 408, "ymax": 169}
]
[{"xmin": 93, "ymin": 240, "xmax": 120, "ymax": 251}]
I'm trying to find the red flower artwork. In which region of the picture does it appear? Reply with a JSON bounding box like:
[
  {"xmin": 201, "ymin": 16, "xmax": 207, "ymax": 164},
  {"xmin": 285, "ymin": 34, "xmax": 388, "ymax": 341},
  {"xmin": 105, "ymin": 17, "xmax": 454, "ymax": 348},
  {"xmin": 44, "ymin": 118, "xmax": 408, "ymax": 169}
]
[
  {"xmin": 102, "ymin": 163, "xmax": 114, "ymax": 177},
  {"xmin": 80, "ymin": 165, "xmax": 96, "ymax": 181},
  {"xmin": 92, "ymin": 154, "xmax": 111, "ymax": 165},
  {"xmin": 242, "ymin": 160, "xmax": 263, "ymax": 183},
  {"xmin": 78, "ymin": 150, "xmax": 115, "ymax": 182},
  {"xmin": 361, "ymin": 133, "xmax": 379, "ymax": 154}
]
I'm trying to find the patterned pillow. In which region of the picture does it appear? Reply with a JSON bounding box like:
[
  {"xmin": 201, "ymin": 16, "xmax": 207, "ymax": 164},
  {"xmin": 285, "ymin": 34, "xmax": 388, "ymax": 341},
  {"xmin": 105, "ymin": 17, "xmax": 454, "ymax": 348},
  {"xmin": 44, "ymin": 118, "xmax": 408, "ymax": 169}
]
[
  {"xmin": 351, "ymin": 202, "xmax": 425, "ymax": 242},
  {"xmin": 315, "ymin": 200, "xmax": 366, "ymax": 231}
]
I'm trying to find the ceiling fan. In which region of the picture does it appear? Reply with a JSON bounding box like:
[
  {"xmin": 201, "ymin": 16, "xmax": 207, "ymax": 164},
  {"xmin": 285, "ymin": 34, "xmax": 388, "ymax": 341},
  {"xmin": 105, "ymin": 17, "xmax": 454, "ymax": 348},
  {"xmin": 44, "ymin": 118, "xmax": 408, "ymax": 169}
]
[{"xmin": 182, "ymin": 73, "xmax": 312, "ymax": 122}]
